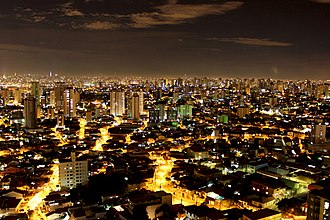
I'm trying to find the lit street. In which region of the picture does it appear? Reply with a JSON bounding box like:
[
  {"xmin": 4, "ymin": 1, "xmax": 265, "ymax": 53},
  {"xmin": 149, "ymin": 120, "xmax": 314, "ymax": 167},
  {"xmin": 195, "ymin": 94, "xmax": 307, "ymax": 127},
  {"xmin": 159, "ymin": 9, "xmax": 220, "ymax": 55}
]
[
  {"xmin": 18, "ymin": 164, "xmax": 59, "ymax": 220},
  {"xmin": 92, "ymin": 126, "xmax": 110, "ymax": 151}
]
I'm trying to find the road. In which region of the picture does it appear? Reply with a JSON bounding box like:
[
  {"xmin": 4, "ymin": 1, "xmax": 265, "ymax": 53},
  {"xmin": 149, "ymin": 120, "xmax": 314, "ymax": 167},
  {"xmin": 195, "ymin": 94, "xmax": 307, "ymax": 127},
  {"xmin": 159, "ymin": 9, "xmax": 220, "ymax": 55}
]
[
  {"xmin": 92, "ymin": 116, "xmax": 124, "ymax": 152},
  {"xmin": 145, "ymin": 153, "xmax": 205, "ymax": 206},
  {"xmin": 51, "ymin": 128, "xmax": 68, "ymax": 146},
  {"xmin": 78, "ymin": 118, "xmax": 86, "ymax": 140},
  {"xmin": 18, "ymin": 164, "xmax": 59, "ymax": 220},
  {"xmin": 92, "ymin": 126, "xmax": 110, "ymax": 151}
]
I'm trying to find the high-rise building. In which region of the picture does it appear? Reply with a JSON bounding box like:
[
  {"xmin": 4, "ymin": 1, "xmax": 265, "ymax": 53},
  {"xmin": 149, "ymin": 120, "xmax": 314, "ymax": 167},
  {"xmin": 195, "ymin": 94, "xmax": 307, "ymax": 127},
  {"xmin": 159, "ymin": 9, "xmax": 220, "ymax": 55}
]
[
  {"xmin": 110, "ymin": 90, "xmax": 125, "ymax": 116},
  {"xmin": 218, "ymin": 114, "xmax": 229, "ymax": 124},
  {"xmin": 156, "ymin": 88, "xmax": 162, "ymax": 100},
  {"xmin": 57, "ymin": 112, "xmax": 65, "ymax": 127},
  {"xmin": 13, "ymin": 88, "xmax": 22, "ymax": 104},
  {"xmin": 269, "ymin": 97, "xmax": 278, "ymax": 107},
  {"xmin": 130, "ymin": 93, "xmax": 140, "ymax": 120},
  {"xmin": 166, "ymin": 108, "xmax": 177, "ymax": 122},
  {"xmin": 86, "ymin": 111, "xmax": 92, "ymax": 122},
  {"xmin": 47, "ymin": 107, "xmax": 55, "ymax": 119},
  {"xmin": 54, "ymin": 83, "xmax": 79, "ymax": 117},
  {"xmin": 30, "ymin": 81, "xmax": 41, "ymax": 118},
  {"xmin": 24, "ymin": 94, "xmax": 38, "ymax": 129},
  {"xmin": 156, "ymin": 104, "xmax": 166, "ymax": 122},
  {"xmin": 138, "ymin": 90, "xmax": 144, "ymax": 115},
  {"xmin": 307, "ymin": 179, "xmax": 330, "ymax": 220},
  {"xmin": 49, "ymin": 90, "xmax": 56, "ymax": 107},
  {"xmin": 59, "ymin": 152, "xmax": 88, "ymax": 189},
  {"xmin": 315, "ymin": 84, "xmax": 324, "ymax": 99},
  {"xmin": 178, "ymin": 104, "xmax": 193, "ymax": 119},
  {"xmin": 64, "ymin": 87, "xmax": 79, "ymax": 117},
  {"xmin": 54, "ymin": 82, "xmax": 66, "ymax": 113},
  {"xmin": 173, "ymin": 90, "xmax": 180, "ymax": 102},
  {"xmin": 149, "ymin": 109, "xmax": 160, "ymax": 124},
  {"xmin": 0, "ymin": 88, "xmax": 10, "ymax": 105},
  {"xmin": 277, "ymin": 81, "xmax": 284, "ymax": 93},
  {"xmin": 313, "ymin": 125, "xmax": 327, "ymax": 144},
  {"xmin": 237, "ymin": 106, "xmax": 250, "ymax": 118}
]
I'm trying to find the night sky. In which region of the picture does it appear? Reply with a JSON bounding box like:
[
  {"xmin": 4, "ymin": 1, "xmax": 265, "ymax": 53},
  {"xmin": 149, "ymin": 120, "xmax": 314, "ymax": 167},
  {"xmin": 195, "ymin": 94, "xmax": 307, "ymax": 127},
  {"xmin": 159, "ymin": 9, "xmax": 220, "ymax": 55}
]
[{"xmin": 0, "ymin": 0, "xmax": 329, "ymax": 79}]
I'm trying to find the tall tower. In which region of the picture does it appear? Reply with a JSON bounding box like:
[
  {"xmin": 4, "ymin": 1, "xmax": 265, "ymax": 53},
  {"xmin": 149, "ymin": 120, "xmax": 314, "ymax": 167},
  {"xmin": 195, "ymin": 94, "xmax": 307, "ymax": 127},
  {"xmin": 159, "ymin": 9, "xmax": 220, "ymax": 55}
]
[
  {"xmin": 138, "ymin": 90, "xmax": 144, "ymax": 115},
  {"xmin": 54, "ymin": 82, "xmax": 66, "ymax": 113},
  {"xmin": 313, "ymin": 125, "xmax": 327, "ymax": 144},
  {"xmin": 24, "ymin": 94, "xmax": 38, "ymax": 129},
  {"xmin": 156, "ymin": 88, "xmax": 162, "ymax": 100},
  {"xmin": 30, "ymin": 81, "xmax": 41, "ymax": 118},
  {"xmin": 156, "ymin": 104, "xmax": 166, "ymax": 122},
  {"xmin": 13, "ymin": 88, "xmax": 22, "ymax": 104},
  {"xmin": 130, "ymin": 93, "xmax": 140, "ymax": 120},
  {"xmin": 64, "ymin": 87, "xmax": 78, "ymax": 117},
  {"xmin": 110, "ymin": 90, "xmax": 125, "ymax": 116}
]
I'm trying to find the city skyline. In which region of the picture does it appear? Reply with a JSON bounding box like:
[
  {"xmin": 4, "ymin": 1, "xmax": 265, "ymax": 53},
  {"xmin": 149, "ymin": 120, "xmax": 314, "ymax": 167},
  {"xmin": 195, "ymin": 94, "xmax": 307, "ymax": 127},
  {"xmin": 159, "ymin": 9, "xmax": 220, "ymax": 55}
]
[
  {"xmin": 0, "ymin": 0, "xmax": 330, "ymax": 79},
  {"xmin": 0, "ymin": 75, "xmax": 329, "ymax": 219}
]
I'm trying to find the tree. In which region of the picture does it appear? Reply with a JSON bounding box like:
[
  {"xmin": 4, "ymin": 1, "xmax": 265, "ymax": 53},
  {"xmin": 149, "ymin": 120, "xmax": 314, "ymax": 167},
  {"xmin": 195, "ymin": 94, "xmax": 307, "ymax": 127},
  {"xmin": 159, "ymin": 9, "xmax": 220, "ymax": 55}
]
[{"xmin": 132, "ymin": 205, "xmax": 149, "ymax": 220}]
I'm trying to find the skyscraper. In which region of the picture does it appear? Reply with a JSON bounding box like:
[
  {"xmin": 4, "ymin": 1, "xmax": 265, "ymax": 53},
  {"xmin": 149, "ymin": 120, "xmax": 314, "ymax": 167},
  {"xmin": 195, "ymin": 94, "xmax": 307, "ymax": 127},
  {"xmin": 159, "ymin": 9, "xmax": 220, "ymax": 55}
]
[
  {"xmin": 54, "ymin": 83, "xmax": 79, "ymax": 117},
  {"xmin": 313, "ymin": 125, "xmax": 327, "ymax": 144},
  {"xmin": 156, "ymin": 103, "xmax": 166, "ymax": 122},
  {"xmin": 54, "ymin": 82, "xmax": 66, "ymax": 113},
  {"xmin": 64, "ymin": 87, "xmax": 79, "ymax": 117},
  {"xmin": 178, "ymin": 104, "xmax": 193, "ymax": 119},
  {"xmin": 13, "ymin": 88, "xmax": 22, "ymax": 104},
  {"xmin": 30, "ymin": 81, "xmax": 41, "ymax": 118},
  {"xmin": 110, "ymin": 90, "xmax": 125, "ymax": 116},
  {"xmin": 237, "ymin": 106, "xmax": 250, "ymax": 118},
  {"xmin": 307, "ymin": 179, "xmax": 330, "ymax": 220},
  {"xmin": 130, "ymin": 93, "xmax": 140, "ymax": 120},
  {"xmin": 138, "ymin": 90, "xmax": 144, "ymax": 115},
  {"xmin": 24, "ymin": 94, "xmax": 38, "ymax": 129}
]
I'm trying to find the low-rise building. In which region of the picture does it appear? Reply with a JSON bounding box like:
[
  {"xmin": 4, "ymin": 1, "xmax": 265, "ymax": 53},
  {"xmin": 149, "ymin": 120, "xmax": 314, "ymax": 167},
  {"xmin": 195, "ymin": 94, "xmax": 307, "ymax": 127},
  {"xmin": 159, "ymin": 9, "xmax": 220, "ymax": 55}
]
[{"xmin": 242, "ymin": 208, "xmax": 281, "ymax": 220}]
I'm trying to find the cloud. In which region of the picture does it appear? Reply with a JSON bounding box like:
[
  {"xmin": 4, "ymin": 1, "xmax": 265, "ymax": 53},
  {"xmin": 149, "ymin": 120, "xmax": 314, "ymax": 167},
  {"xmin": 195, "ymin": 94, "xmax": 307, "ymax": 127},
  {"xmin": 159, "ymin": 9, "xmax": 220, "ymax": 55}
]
[
  {"xmin": 14, "ymin": 8, "xmax": 48, "ymax": 23},
  {"xmin": 80, "ymin": 1, "xmax": 244, "ymax": 30},
  {"xmin": 208, "ymin": 37, "xmax": 292, "ymax": 47},
  {"xmin": 59, "ymin": 2, "xmax": 84, "ymax": 17},
  {"xmin": 199, "ymin": 47, "xmax": 222, "ymax": 52},
  {"xmin": 63, "ymin": 9, "xmax": 84, "ymax": 17},
  {"xmin": 0, "ymin": 43, "xmax": 64, "ymax": 54},
  {"xmin": 7, "ymin": 0, "xmax": 243, "ymax": 30},
  {"xmin": 0, "ymin": 43, "xmax": 94, "ymax": 56},
  {"xmin": 310, "ymin": 0, "xmax": 330, "ymax": 3},
  {"xmin": 83, "ymin": 21, "xmax": 120, "ymax": 30},
  {"xmin": 131, "ymin": 1, "xmax": 243, "ymax": 28}
]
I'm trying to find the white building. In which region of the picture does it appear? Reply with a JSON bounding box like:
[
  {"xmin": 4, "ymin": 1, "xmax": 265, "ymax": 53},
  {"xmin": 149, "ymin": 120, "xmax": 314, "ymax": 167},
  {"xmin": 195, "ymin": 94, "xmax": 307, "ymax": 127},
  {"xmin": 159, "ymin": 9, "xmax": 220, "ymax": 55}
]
[
  {"xmin": 64, "ymin": 87, "xmax": 79, "ymax": 117},
  {"xmin": 59, "ymin": 152, "xmax": 88, "ymax": 189},
  {"xmin": 110, "ymin": 90, "xmax": 125, "ymax": 116},
  {"xmin": 138, "ymin": 90, "xmax": 144, "ymax": 115},
  {"xmin": 314, "ymin": 124, "xmax": 327, "ymax": 144}
]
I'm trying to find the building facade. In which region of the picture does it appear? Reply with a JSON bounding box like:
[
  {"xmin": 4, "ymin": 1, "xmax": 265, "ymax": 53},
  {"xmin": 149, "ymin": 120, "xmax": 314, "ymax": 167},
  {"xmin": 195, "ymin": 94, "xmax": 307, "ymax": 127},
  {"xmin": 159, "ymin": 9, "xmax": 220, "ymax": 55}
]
[
  {"xmin": 110, "ymin": 90, "xmax": 125, "ymax": 116},
  {"xmin": 24, "ymin": 94, "xmax": 38, "ymax": 129},
  {"xmin": 59, "ymin": 152, "xmax": 88, "ymax": 189},
  {"xmin": 130, "ymin": 93, "xmax": 140, "ymax": 120}
]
